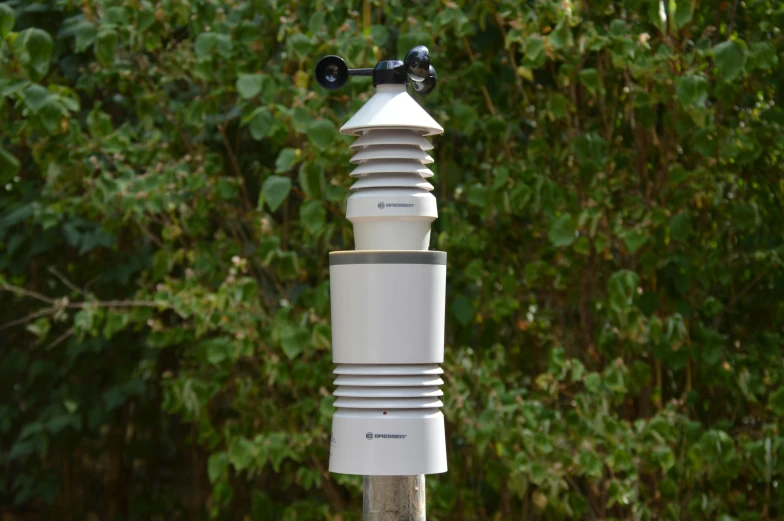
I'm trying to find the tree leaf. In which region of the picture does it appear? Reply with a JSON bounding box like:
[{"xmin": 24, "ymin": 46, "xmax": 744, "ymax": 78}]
[
  {"xmin": 548, "ymin": 93, "xmax": 569, "ymax": 119},
  {"xmin": 300, "ymin": 200, "xmax": 326, "ymax": 235},
  {"xmin": 608, "ymin": 270, "xmax": 640, "ymax": 312},
  {"xmin": 274, "ymin": 148, "xmax": 300, "ymax": 173},
  {"xmin": 669, "ymin": 212, "xmax": 692, "ymax": 242},
  {"xmin": 548, "ymin": 214, "xmax": 576, "ymax": 248},
  {"xmin": 194, "ymin": 32, "xmax": 216, "ymax": 57},
  {"xmin": 524, "ymin": 35, "xmax": 545, "ymax": 66},
  {"xmin": 609, "ymin": 19, "xmax": 626, "ymax": 37},
  {"xmin": 275, "ymin": 251, "xmax": 300, "ymax": 281},
  {"xmin": 769, "ymin": 387, "xmax": 784, "ymax": 416},
  {"xmin": 214, "ymin": 33, "xmax": 233, "ymax": 58},
  {"xmin": 298, "ymin": 161, "xmax": 325, "ymax": 199},
  {"xmin": 749, "ymin": 42, "xmax": 777, "ymax": 71},
  {"xmin": 0, "ymin": 148, "xmax": 20, "ymax": 184},
  {"xmin": 306, "ymin": 119, "xmax": 335, "ymax": 151},
  {"xmin": 452, "ymin": 102, "xmax": 479, "ymax": 134},
  {"xmin": 228, "ymin": 437, "xmax": 257, "ymax": 471},
  {"xmin": 87, "ymin": 107, "xmax": 113, "ymax": 138},
  {"xmin": 202, "ymin": 337, "xmax": 231, "ymax": 365},
  {"xmin": 248, "ymin": 108, "xmax": 273, "ymax": 140},
  {"xmin": 579, "ymin": 68, "xmax": 602, "ymax": 95},
  {"xmin": 370, "ymin": 24, "xmax": 388, "ymax": 46},
  {"xmin": 236, "ymin": 74, "xmax": 263, "ymax": 99},
  {"xmin": 0, "ymin": 3, "xmax": 15, "ymax": 38},
  {"xmin": 291, "ymin": 107, "xmax": 313, "ymax": 133},
  {"xmin": 94, "ymin": 29, "xmax": 117, "ymax": 67},
  {"xmin": 674, "ymin": 0, "xmax": 693, "ymax": 29},
  {"xmin": 583, "ymin": 373, "xmax": 601, "ymax": 394},
  {"xmin": 675, "ymin": 74, "xmax": 709, "ymax": 108},
  {"xmin": 731, "ymin": 202, "xmax": 759, "ymax": 230},
  {"xmin": 212, "ymin": 482, "xmax": 234, "ymax": 512},
  {"xmin": 104, "ymin": 7, "xmax": 127, "ymax": 25},
  {"xmin": 516, "ymin": 66, "xmax": 534, "ymax": 82},
  {"xmin": 713, "ymin": 40, "xmax": 747, "ymax": 82},
  {"xmin": 548, "ymin": 19, "xmax": 573, "ymax": 50},
  {"xmin": 39, "ymin": 97, "xmax": 66, "ymax": 135},
  {"xmin": 465, "ymin": 184, "xmax": 488, "ymax": 207},
  {"xmin": 13, "ymin": 28, "xmax": 53, "ymax": 80},
  {"xmin": 22, "ymin": 83, "xmax": 49, "ymax": 113},
  {"xmin": 693, "ymin": 128, "xmax": 716, "ymax": 158},
  {"xmin": 287, "ymin": 33, "xmax": 311, "ymax": 57},
  {"xmin": 261, "ymin": 175, "xmax": 291, "ymax": 212},
  {"xmin": 451, "ymin": 295, "xmax": 474, "ymax": 326},
  {"xmin": 621, "ymin": 228, "xmax": 648, "ymax": 253},
  {"xmin": 194, "ymin": 32, "xmax": 231, "ymax": 58},
  {"xmin": 208, "ymin": 452, "xmax": 229, "ymax": 483},
  {"xmin": 308, "ymin": 11, "xmax": 326, "ymax": 36},
  {"xmin": 579, "ymin": 449, "xmax": 603, "ymax": 478},
  {"xmin": 278, "ymin": 324, "xmax": 305, "ymax": 359},
  {"xmin": 74, "ymin": 22, "xmax": 96, "ymax": 52},
  {"xmin": 572, "ymin": 132, "xmax": 607, "ymax": 164}
]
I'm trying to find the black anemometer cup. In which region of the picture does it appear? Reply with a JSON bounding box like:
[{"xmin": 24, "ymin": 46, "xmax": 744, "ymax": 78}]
[
  {"xmin": 412, "ymin": 65, "xmax": 437, "ymax": 95},
  {"xmin": 404, "ymin": 45, "xmax": 430, "ymax": 82},
  {"xmin": 315, "ymin": 55, "xmax": 350, "ymax": 90}
]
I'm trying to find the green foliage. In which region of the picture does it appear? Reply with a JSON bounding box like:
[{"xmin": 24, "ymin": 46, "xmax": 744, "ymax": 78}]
[
  {"xmin": 261, "ymin": 175, "xmax": 292, "ymax": 212},
  {"xmin": 548, "ymin": 214, "xmax": 576, "ymax": 248},
  {"xmin": 1, "ymin": 0, "xmax": 783, "ymax": 520},
  {"xmin": 713, "ymin": 40, "xmax": 747, "ymax": 82},
  {"xmin": 12, "ymin": 27, "xmax": 52, "ymax": 80},
  {"xmin": 0, "ymin": 4, "xmax": 14, "ymax": 39}
]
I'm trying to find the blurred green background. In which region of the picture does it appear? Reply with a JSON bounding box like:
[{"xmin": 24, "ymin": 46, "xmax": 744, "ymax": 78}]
[{"xmin": 2, "ymin": 0, "xmax": 784, "ymax": 520}]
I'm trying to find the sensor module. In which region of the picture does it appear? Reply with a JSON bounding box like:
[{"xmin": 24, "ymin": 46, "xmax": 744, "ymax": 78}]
[{"xmin": 316, "ymin": 46, "xmax": 448, "ymax": 476}]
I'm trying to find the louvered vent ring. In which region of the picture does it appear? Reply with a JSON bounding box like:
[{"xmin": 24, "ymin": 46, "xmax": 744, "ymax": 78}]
[
  {"xmin": 333, "ymin": 364, "xmax": 445, "ymax": 411},
  {"xmin": 348, "ymin": 129, "xmax": 436, "ymax": 192}
]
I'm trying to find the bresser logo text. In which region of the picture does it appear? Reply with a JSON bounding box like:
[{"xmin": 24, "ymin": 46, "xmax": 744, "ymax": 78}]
[
  {"xmin": 365, "ymin": 432, "xmax": 407, "ymax": 440},
  {"xmin": 377, "ymin": 202, "xmax": 415, "ymax": 209}
]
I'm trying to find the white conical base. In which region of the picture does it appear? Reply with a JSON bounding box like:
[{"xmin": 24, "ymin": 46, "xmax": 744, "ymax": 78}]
[
  {"xmin": 329, "ymin": 409, "xmax": 447, "ymax": 475},
  {"xmin": 340, "ymin": 85, "xmax": 444, "ymax": 136}
]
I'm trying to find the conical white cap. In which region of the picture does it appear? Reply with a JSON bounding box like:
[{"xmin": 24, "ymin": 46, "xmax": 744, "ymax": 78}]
[{"xmin": 340, "ymin": 85, "xmax": 444, "ymax": 136}]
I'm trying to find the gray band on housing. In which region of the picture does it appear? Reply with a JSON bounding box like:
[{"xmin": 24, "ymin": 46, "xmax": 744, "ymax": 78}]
[{"xmin": 329, "ymin": 251, "xmax": 447, "ymax": 266}]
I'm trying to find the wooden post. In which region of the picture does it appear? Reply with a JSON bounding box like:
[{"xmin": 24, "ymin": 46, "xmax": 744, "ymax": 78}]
[{"xmin": 363, "ymin": 475, "xmax": 426, "ymax": 521}]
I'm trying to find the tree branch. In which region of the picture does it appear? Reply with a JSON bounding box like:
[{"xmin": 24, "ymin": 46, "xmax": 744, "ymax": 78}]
[
  {"xmin": 0, "ymin": 284, "xmax": 169, "ymax": 332},
  {"xmin": 1, "ymin": 284, "xmax": 55, "ymax": 304},
  {"xmin": 217, "ymin": 122, "xmax": 252, "ymax": 209},
  {"xmin": 0, "ymin": 307, "xmax": 56, "ymax": 331},
  {"xmin": 48, "ymin": 266, "xmax": 87, "ymax": 297},
  {"xmin": 48, "ymin": 327, "xmax": 75, "ymax": 349}
]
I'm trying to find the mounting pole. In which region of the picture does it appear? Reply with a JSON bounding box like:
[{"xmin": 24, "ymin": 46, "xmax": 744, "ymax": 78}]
[{"xmin": 363, "ymin": 475, "xmax": 426, "ymax": 521}]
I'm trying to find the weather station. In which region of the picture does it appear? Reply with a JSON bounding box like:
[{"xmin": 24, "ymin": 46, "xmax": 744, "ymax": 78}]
[{"xmin": 314, "ymin": 45, "xmax": 446, "ymax": 521}]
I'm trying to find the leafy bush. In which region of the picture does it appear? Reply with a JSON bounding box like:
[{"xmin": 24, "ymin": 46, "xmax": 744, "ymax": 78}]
[{"xmin": 1, "ymin": 1, "xmax": 783, "ymax": 520}]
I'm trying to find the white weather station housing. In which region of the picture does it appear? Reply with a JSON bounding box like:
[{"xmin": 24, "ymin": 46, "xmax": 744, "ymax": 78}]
[{"xmin": 315, "ymin": 46, "xmax": 448, "ymax": 482}]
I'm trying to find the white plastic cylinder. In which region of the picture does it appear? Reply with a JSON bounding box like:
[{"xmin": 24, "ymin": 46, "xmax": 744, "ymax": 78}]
[
  {"xmin": 329, "ymin": 251, "xmax": 446, "ymax": 364},
  {"xmin": 346, "ymin": 188, "xmax": 437, "ymax": 251}
]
